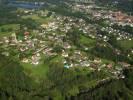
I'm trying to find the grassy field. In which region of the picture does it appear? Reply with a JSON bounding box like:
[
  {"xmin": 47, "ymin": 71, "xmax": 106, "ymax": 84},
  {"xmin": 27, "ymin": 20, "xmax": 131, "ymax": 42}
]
[
  {"xmin": 21, "ymin": 14, "xmax": 53, "ymax": 24},
  {"xmin": 118, "ymin": 39, "xmax": 133, "ymax": 50},
  {"xmin": 80, "ymin": 35, "xmax": 96, "ymax": 47},
  {"xmin": 20, "ymin": 55, "xmax": 63, "ymax": 80},
  {"xmin": 101, "ymin": 58, "xmax": 114, "ymax": 64},
  {"xmin": 21, "ymin": 62, "xmax": 49, "ymax": 80},
  {"xmin": 0, "ymin": 24, "xmax": 19, "ymax": 37},
  {"xmin": 50, "ymin": 55, "xmax": 64, "ymax": 63},
  {"xmin": 0, "ymin": 24, "xmax": 19, "ymax": 30}
]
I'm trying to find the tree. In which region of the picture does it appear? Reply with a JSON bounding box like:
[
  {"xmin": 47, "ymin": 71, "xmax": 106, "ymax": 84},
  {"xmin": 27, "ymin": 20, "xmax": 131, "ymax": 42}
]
[
  {"xmin": 67, "ymin": 27, "xmax": 81, "ymax": 46},
  {"xmin": 1, "ymin": 28, "xmax": 6, "ymax": 32},
  {"xmin": 0, "ymin": 54, "xmax": 32, "ymax": 99},
  {"xmin": 47, "ymin": 62, "xmax": 77, "ymax": 97}
]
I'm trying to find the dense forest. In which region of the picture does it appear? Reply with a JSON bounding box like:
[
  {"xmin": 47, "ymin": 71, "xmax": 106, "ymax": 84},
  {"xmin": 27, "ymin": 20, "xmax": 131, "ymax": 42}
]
[
  {"xmin": 73, "ymin": 69, "xmax": 133, "ymax": 100},
  {"xmin": 0, "ymin": 53, "xmax": 133, "ymax": 100}
]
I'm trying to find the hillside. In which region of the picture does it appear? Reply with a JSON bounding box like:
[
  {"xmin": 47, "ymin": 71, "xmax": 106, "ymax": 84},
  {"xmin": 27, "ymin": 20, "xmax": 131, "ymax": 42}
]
[{"xmin": 0, "ymin": 0, "xmax": 133, "ymax": 100}]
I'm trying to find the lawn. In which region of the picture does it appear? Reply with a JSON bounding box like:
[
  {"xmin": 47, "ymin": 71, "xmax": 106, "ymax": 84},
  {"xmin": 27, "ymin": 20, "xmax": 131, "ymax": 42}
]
[
  {"xmin": 50, "ymin": 55, "xmax": 64, "ymax": 63},
  {"xmin": 0, "ymin": 24, "xmax": 19, "ymax": 37},
  {"xmin": 21, "ymin": 62, "xmax": 49, "ymax": 80},
  {"xmin": 80, "ymin": 35, "xmax": 96, "ymax": 47},
  {"xmin": 0, "ymin": 31, "xmax": 12, "ymax": 38},
  {"xmin": 118, "ymin": 39, "xmax": 133, "ymax": 50},
  {"xmin": 0, "ymin": 24, "xmax": 19, "ymax": 30},
  {"xmin": 21, "ymin": 14, "xmax": 53, "ymax": 24},
  {"xmin": 20, "ymin": 55, "xmax": 63, "ymax": 80},
  {"xmin": 101, "ymin": 58, "xmax": 114, "ymax": 64}
]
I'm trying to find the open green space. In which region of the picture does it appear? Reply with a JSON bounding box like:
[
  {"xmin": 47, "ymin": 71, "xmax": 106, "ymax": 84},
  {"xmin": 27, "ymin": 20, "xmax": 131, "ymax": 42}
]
[
  {"xmin": 0, "ymin": 24, "xmax": 19, "ymax": 36},
  {"xmin": 0, "ymin": 24, "xmax": 19, "ymax": 30},
  {"xmin": 118, "ymin": 39, "xmax": 133, "ymax": 50},
  {"xmin": 21, "ymin": 62, "xmax": 48, "ymax": 80},
  {"xmin": 50, "ymin": 55, "xmax": 64, "ymax": 63},
  {"xmin": 20, "ymin": 55, "xmax": 63, "ymax": 80},
  {"xmin": 80, "ymin": 35, "xmax": 96, "ymax": 47},
  {"xmin": 21, "ymin": 14, "xmax": 53, "ymax": 24}
]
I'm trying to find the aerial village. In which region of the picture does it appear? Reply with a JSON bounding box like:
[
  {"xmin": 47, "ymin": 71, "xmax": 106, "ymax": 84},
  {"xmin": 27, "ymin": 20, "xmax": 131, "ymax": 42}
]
[{"xmin": 0, "ymin": 2, "xmax": 132, "ymax": 79}]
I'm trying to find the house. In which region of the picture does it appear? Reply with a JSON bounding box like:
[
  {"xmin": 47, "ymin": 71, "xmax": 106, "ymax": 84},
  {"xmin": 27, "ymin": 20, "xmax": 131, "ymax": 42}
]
[
  {"xmin": 63, "ymin": 60, "xmax": 70, "ymax": 68},
  {"xmin": 64, "ymin": 64, "xmax": 70, "ymax": 69},
  {"xmin": 62, "ymin": 51, "xmax": 68, "ymax": 57},
  {"xmin": 131, "ymin": 50, "xmax": 133, "ymax": 54},
  {"xmin": 1, "ymin": 52, "xmax": 9, "ymax": 56},
  {"xmin": 10, "ymin": 33, "xmax": 17, "ymax": 43},
  {"xmin": 24, "ymin": 31, "xmax": 30, "ymax": 36},
  {"xmin": 81, "ymin": 61, "xmax": 90, "ymax": 67},
  {"xmin": 31, "ymin": 55, "xmax": 39, "ymax": 65},
  {"xmin": 118, "ymin": 62, "xmax": 131, "ymax": 68},
  {"xmin": 3, "ymin": 37, "xmax": 9, "ymax": 43},
  {"xmin": 94, "ymin": 58, "xmax": 101, "ymax": 64},
  {"xmin": 75, "ymin": 50, "xmax": 81, "ymax": 55},
  {"xmin": 63, "ymin": 42, "xmax": 71, "ymax": 49},
  {"xmin": 22, "ymin": 58, "xmax": 29, "ymax": 63},
  {"xmin": 107, "ymin": 63, "xmax": 113, "ymax": 69}
]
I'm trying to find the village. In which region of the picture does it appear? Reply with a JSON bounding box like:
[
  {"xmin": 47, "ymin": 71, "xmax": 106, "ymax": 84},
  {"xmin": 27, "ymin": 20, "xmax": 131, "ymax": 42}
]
[
  {"xmin": 0, "ymin": 6, "xmax": 132, "ymax": 80},
  {"xmin": 0, "ymin": 0, "xmax": 133, "ymax": 99}
]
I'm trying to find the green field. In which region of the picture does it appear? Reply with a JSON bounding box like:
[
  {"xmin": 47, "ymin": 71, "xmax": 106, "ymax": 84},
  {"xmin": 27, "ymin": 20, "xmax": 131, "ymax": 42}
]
[
  {"xmin": 118, "ymin": 39, "xmax": 133, "ymax": 50},
  {"xmin": 21, "ymin": 62, "xmax": 49, "ymax": 80},
  {"xmin": 0, "ymin": 24, "xmax": 19, "ymax": 30},
  {"xmin": 20, "ymin": 55, "xmax": 64, "ymax": 80},
  {"xmin": 21, "ymin": 14, "xmax": 53, "ymax": 24},
  {"xmin": 80, "ymin": 35, "xmax": 96, "ymax": 47},
  {"xmin": 0, "ymin": 24, "xmax": 19, "ymax": 36}
]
